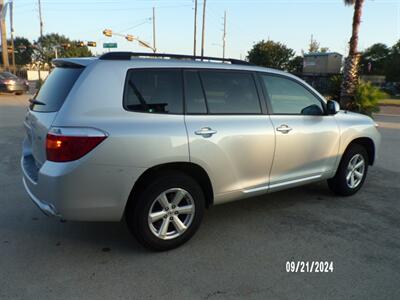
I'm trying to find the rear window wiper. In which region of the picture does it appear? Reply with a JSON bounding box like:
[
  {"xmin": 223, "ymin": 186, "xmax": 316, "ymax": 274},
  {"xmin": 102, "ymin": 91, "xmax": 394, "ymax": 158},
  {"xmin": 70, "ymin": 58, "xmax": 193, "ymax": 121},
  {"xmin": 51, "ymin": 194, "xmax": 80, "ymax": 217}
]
[{"xmin": 29, "ymin": 99, "xmax": 46, "ymax": 105}]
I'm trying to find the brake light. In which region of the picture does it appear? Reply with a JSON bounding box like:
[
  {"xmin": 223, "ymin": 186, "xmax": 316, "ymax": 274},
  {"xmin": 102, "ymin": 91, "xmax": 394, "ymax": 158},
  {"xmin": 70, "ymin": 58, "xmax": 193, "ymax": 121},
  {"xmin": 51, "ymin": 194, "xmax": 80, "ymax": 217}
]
[{"xmin": 46, "ymin": 127, "xmax": 107, "ymax": 162}]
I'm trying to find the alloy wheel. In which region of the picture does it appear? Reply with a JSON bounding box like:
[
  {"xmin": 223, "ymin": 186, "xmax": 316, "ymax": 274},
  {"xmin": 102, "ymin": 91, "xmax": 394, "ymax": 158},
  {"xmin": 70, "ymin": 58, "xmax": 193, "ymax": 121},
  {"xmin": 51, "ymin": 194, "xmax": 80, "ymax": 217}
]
[
  {"xmin": 148, "ymin": 188, "xmax": 195, "ymax": 240},
  {"xmin": 346, "ymin": 154, "xmax": 365, "ymax": 189}
]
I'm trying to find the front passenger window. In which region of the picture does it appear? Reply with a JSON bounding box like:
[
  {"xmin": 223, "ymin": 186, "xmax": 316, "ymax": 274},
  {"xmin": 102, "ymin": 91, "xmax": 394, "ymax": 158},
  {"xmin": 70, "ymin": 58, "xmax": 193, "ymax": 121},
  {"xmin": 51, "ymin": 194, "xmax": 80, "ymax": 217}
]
[{"xmin": 261, "ymin": 75, "xmax": 324, "ymax": 115}]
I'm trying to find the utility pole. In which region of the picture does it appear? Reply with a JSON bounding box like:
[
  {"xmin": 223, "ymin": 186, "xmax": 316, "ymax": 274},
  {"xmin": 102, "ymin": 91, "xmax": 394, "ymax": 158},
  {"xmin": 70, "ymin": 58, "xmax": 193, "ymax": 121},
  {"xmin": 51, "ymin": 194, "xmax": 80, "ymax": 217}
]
[
  {"xmin": 222, "ymin": 11, "xmax": 226, "ymax": 59},
  {"xmin": 37, "ymin": 0, "xmax": 44, "ymax": 81},
  {"xmin": 10, "ymin": 0, "xmax": 15, "ymax": 72},
  {"xmin": 200, "ymin": 0, "xmax": 206, "ymax": 57},
  {"xmin": 0, "ymin": 0, "xmax": 9, "ymax": 69},
  {"xmin": 193, "ymin": 0, "xmax": 197, "ymax": 56},
  {"xmin": 38, "ymin": 0, "xmax": 43, "ymax": 37},
  {"xmin": 152, "ymin": 7, "xmax": 156, "ymax": 53}
]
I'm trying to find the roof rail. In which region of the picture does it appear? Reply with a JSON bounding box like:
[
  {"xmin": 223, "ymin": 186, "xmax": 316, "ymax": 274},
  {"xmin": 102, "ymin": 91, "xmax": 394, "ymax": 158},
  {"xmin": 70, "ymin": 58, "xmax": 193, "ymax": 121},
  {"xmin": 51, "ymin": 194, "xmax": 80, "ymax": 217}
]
[{"xmin": 98, "ymin": 51, "xmax": 252, "ymax": 65}]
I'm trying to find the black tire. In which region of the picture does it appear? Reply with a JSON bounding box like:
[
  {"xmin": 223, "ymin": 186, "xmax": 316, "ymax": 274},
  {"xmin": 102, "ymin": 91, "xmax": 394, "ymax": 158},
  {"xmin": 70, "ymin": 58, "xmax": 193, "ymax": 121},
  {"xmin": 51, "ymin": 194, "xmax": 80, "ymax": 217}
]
[
  {"xmin": 126, "ymin": 171, "xmax": 205, "ymax": 251},
  {"xmin": 328, "ymin": 144, "xmax": 369, "ymax": 196}
]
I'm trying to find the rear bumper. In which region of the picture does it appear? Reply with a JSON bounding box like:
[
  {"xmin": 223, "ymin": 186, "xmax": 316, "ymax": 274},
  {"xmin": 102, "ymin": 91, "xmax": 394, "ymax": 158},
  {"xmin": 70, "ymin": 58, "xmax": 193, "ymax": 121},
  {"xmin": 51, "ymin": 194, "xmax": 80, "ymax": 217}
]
[
  {"xmin": 22, "ymin": 177, "xmax": 60, "ymax": 217},
  {"xmin": 21, "ymin": 154, "xmax": 145, "ymax": 221}
]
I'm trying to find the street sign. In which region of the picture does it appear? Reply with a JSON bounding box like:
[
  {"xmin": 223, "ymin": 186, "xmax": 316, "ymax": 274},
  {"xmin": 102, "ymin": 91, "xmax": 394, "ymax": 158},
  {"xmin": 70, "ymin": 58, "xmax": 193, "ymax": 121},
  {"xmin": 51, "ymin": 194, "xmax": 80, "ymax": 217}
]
[{"xmin": 103, "ymin": 42, "xmax": 117, "ymax": 49}]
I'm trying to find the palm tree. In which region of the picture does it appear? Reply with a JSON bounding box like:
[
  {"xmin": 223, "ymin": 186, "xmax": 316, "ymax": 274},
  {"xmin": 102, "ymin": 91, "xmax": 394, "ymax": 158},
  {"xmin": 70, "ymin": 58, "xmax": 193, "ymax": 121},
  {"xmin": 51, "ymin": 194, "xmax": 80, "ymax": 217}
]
[{"xmin": 340, "ymin": 0, "xmax": 365, "ymax": 109}]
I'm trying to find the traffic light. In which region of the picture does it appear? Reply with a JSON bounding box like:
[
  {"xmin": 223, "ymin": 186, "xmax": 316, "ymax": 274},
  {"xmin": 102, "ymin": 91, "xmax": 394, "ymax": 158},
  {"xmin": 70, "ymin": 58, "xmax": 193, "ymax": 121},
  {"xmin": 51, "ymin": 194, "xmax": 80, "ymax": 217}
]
[
  {"xmin": 103, "ymin": 29, "xmax": 112, "ymax": 37},
  {"xmin": 125, "ymin": 35, "xmax": 134, "ymax": 42},
  {"xmin": 87, "ymin": 41, "xmax": 97, "ymax": 47},
  {"xmin": 76, "ymin": 41, "xmax": 85, "ymax": 47}
]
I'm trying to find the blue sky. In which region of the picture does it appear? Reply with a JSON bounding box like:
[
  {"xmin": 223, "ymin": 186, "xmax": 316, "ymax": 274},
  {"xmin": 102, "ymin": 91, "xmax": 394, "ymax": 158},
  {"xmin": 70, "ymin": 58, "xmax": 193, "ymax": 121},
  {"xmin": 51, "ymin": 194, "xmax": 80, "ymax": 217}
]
[{"xmin": 12, "ymin": 0, "xmax": 400, "ymax": 58}]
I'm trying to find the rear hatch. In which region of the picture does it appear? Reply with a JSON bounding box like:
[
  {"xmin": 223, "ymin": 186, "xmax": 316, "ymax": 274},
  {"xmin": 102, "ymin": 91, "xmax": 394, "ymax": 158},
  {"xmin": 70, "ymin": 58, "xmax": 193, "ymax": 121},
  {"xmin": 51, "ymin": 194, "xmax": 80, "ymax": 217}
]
[{"xmin": 24, "ymin": 64, "xmax": 84, "ymax": 170}]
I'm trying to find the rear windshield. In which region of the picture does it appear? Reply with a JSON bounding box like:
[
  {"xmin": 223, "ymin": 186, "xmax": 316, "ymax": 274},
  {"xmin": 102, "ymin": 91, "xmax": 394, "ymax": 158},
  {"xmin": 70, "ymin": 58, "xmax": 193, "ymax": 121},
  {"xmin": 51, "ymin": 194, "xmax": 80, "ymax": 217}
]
[{"xmin": 31, "ymin": 67, "xmax": 83, "ymax": 112}]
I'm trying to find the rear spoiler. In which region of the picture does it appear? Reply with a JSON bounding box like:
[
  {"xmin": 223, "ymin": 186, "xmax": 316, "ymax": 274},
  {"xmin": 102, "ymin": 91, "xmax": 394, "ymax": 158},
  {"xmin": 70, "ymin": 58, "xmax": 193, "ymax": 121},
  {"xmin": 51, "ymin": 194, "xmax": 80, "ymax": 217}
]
[{"xmin": 52, "ymin": 57, "xmax": 96, "ymax": 68}]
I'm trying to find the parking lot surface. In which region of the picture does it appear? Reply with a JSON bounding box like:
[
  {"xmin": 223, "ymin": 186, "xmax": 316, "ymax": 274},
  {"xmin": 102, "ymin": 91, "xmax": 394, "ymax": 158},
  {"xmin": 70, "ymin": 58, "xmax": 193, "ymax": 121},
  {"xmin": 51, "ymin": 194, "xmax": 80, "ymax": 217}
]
[{"xmin": 1, "ymin": 94, "xmax": 399, "ymax": 299}]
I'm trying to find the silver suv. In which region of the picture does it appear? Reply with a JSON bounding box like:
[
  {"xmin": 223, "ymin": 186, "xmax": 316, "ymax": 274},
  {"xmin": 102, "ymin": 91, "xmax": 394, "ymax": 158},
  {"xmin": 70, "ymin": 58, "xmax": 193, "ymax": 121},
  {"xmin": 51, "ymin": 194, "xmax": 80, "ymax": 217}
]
[{"xmin": 22, "ymin": 52, "xmax": 381, "ymax": 250}]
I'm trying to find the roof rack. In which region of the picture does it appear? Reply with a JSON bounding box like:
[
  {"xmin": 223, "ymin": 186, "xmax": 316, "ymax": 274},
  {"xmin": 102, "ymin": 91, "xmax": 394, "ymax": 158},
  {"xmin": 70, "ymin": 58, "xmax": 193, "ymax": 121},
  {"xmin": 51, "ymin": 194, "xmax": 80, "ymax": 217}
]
[{"xmin": 99, "ymin": 51, "xmax": 252, "ymax": 65}]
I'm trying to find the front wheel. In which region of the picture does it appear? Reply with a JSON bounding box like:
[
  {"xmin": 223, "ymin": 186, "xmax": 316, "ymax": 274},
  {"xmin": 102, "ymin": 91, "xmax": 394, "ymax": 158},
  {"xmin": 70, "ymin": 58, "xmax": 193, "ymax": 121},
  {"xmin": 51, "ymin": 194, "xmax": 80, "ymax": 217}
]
[
  {"xmin": 126, "ymin": 171, "xmax": 205, "ymax": 251},
  {"xmin": 328, "ymin": 144, "xmax": 369, "ymax": 196}
]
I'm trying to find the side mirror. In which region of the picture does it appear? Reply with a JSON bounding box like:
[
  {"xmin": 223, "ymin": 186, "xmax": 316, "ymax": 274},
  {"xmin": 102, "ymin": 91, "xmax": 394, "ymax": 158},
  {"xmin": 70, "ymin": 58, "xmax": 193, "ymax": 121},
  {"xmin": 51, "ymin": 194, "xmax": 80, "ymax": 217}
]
[{"xmin": 327, "ymin": 100, "xmax": 340, "ymax": 115}]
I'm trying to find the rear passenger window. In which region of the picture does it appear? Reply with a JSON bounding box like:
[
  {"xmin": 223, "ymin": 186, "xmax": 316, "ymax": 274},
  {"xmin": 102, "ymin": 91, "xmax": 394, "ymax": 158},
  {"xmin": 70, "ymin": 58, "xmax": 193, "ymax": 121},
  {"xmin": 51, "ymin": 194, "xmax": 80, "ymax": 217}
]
[
  {"xmin": 199, "ymin": 71, "xmax": 261, "ymax": 114},
  {"xmin": 124, "ymin": 69, "xmax": 183, "ymax": 114},
  {"xmin": 184, "ymin": 70, "xmax": 207, "ymax": 114}
]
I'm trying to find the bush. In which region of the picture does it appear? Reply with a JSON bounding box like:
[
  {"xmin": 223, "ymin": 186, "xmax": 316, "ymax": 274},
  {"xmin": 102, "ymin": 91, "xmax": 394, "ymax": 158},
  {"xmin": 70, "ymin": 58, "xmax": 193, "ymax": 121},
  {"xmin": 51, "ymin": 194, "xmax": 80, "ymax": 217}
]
[
  {"xmin": 327, "ymin": 75, "xmax": 343, "ymax": 100},
  {"xmin": 354, "ymin": 81, "xmax": 387, "ymax": 115}
]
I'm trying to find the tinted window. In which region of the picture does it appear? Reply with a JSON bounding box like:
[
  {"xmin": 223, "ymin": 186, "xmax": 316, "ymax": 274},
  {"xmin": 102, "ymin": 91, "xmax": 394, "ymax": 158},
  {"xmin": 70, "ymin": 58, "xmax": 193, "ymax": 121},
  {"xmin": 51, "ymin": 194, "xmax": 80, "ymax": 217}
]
[
  {"xmin": 261, "ymin": 75, "xmax": 324, "ymax": 115},
  {"xmin": 184, "ymin": 70, "xmax": 207, "ymax": 114},
  {"xmin": 199, "ymin": 71, "xmax": 261, "ymax": 114},
  {"xmin": 124, "ymin": 69, "xmax": 183, "ymax": 114},
  {"xmin": 32, "ymin": 67, "xmax": 83, "ymax": 112}
]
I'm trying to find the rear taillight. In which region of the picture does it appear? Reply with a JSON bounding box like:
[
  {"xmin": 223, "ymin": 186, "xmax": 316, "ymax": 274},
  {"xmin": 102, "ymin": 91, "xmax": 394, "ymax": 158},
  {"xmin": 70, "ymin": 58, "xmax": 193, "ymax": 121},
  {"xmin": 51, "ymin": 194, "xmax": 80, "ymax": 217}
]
[{"xmin": 46, "ymin": 127, "xmax": 107, "ymax": 162}]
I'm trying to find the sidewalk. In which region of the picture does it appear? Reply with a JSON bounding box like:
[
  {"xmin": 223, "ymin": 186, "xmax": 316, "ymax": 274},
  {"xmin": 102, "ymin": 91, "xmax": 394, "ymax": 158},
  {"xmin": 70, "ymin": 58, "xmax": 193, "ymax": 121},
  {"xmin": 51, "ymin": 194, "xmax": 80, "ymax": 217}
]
[{"xmin": 376, "ymin": 105, "xmax": 400, "ymax": 116}]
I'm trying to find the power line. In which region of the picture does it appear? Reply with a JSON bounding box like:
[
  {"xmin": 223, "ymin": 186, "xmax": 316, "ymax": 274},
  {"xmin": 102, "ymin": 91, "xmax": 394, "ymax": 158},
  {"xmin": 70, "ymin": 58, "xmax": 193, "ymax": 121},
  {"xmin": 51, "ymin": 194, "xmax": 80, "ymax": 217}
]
[{"xmin": 118, "ymin": 18, "xmax": 152, "ymax": 33}]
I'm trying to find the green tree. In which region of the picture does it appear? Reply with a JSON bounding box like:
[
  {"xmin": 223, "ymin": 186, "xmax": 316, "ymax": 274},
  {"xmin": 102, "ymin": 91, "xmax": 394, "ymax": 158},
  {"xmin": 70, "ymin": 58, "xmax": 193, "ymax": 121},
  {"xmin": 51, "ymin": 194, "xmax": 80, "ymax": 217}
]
[
  {"xmin": 385, "ymin": 40, "xmax": 400, "ymax": 82},
  {"xmin": 35, "ymin": 33, "xmax": 92, "ymax": 66},
  {"xmin": 287, "ymin": 56, "xmax": 303, "ymax": 74},
  {"xmin": 247, "ymin": 40, "xmax": 295, "ymax": 70},
  {"xmin": 1, "ymin": 37, "xmax": 33, "ymax": 65},
  {"xmin": 7, "ymin": 37, "xmax": 33, "ymax": 65},
  {"xmin": 327, "ymin": 75, "xmax": 343, "ymax": 100},
  {"xmin": 308, "ymin": 39, "xmax": 320, "ymax": 53},
  {"xmin": 307, "ymin": 37, "xmax": 329, "ymax": 53},
  {"xmin": 360, "ymin": 43, "xmax": 389, "ymax": 75},
  {"xmin": 340, "ymin": 0, "xmax": 365, "ymax": 110}
]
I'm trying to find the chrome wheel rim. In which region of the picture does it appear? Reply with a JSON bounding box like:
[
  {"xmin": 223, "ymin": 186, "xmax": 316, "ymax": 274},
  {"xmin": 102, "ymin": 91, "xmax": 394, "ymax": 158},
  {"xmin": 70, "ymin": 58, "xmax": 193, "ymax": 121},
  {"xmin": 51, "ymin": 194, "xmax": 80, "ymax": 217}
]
[
  {"xmin": 346, "ymin": 154, "xmax": 365, "ymax": 189},
  {"xmin": 148, "ymin": 188, "xmax": 195, "ymax": 240}
]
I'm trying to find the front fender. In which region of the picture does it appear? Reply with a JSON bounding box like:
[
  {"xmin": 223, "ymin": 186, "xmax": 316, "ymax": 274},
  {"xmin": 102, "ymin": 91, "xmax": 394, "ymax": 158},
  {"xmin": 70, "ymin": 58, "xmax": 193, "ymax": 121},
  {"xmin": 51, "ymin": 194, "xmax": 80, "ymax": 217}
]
[{"xmin": 334, "ymin": 111, "xmax": 381, "ymax": 169}]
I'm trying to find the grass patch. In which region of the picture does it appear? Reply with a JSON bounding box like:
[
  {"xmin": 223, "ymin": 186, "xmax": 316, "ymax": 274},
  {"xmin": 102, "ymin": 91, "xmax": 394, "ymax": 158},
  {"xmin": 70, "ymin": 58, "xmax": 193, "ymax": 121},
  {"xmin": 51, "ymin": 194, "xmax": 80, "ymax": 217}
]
[{"xmin": 379, "ymin": 98, "xmax": 400, "ymax": 106}]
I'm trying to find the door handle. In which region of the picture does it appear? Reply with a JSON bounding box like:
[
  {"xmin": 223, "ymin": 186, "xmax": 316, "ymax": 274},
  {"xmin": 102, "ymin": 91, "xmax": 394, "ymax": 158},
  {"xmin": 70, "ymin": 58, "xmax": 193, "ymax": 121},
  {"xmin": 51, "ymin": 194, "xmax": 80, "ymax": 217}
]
[
  {"xmin": 195, "ymin": 127, "xmax": 217, "ymax": 138},
  {"xmin": 276, "ymin": 124, "xmax": 292, "ymax": 134}
]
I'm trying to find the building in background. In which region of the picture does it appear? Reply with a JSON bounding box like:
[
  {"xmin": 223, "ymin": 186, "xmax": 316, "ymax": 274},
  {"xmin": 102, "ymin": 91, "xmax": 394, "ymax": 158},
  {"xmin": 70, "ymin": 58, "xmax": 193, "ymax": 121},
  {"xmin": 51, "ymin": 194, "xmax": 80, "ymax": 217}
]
[
  {"xmin": 301, "ymin": 52, "xmax": 343, "ymax": 96},
  {"xmin": 303, "ymin": 52, "xmax": 343, "ymax": 75}
]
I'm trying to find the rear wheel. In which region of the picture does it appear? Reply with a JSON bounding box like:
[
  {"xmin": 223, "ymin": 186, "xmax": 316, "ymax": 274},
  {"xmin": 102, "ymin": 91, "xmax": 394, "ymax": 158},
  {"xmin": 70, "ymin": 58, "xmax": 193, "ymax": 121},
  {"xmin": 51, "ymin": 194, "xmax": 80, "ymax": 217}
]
[
  {"xmin": 328, "ymin": 144, "xmax": 369, "ymax": 196},
  {"xmin": 126, "ymin": 171, "xmax": 205, "ymax": 251}
]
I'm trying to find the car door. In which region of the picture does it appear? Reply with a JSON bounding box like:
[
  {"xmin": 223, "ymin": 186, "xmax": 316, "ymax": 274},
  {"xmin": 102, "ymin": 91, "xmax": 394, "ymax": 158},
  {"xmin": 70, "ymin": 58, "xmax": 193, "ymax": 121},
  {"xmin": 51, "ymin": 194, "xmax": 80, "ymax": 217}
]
[
  {"xmin": 184, "ymin": 69, "xmax": 275, "ymax": 203},
  {"xmin": 259, "ymin": 73, "xmax": 340, "ymax": 191}
]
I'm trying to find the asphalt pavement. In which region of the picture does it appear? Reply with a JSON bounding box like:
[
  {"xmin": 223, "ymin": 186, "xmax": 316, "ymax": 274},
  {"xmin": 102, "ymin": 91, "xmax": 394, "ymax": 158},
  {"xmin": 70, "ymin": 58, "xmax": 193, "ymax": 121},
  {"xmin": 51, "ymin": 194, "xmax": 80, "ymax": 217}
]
[{"xmin": 0, "ymin": 94, "xmax": 399, "ymax": 299}]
